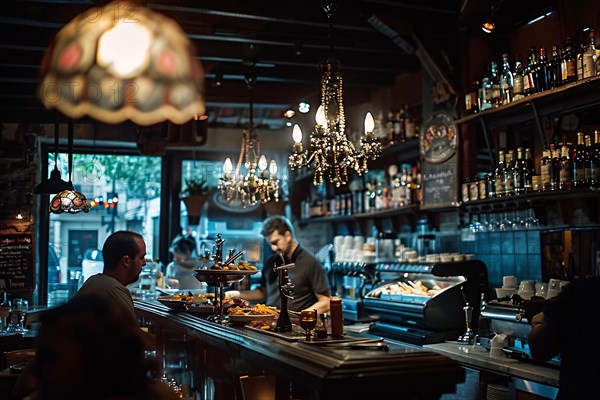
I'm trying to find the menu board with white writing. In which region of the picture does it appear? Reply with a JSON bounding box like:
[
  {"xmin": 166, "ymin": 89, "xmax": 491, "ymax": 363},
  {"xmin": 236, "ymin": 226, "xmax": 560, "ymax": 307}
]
[
  {"xmin": 421, "ymin": 154, "xmax": 458, "ymax": 209},
  {"xmin": 0, "ymin": 233, "xmax": 35, "ymax": 292}
]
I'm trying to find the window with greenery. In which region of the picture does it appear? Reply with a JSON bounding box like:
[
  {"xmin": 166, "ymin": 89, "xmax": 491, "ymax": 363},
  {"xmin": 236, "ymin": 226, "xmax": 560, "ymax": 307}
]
[{"xmin": 46, "ymin": 152, "xmax": 162, "ymax": 306}]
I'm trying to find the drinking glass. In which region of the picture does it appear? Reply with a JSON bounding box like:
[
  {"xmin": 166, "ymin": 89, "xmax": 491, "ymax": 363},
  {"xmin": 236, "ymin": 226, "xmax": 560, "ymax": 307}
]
[
  {"xmin": 524, "ymin": 208, "xmax": 540, "ymax": 229},
  {"xmin": 13, "ymin": 298, "xmax": 28, "ymax": 334},
  {"xmin": 299, "ymin": 309, "xmax": 318, "ymax": 341}
]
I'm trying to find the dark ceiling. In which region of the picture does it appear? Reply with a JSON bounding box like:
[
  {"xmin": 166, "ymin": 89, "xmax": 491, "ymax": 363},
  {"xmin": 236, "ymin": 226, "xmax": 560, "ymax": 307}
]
[{"xmin": 0, "ymin": 0, "xmax": 557, "ymax": 128}]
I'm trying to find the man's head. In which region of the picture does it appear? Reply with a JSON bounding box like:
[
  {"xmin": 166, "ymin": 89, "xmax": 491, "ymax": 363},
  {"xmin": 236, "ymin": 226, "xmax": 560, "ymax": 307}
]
[
  {"xmin": 102, "ymin": 230, "xmax": 146, "ymax": 285},
  {"xmin": 262, "ymin": 216, "xmax": 295, "ymax": 256}
]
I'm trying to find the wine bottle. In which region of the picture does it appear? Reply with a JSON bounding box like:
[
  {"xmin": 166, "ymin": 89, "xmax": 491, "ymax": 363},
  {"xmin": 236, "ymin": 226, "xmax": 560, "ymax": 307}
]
[
  {"xmin": 550, "ymin": 145, "xmax": 560, "ymax": 191},
  {"xmin": 500, "ymin": 53, "xmax": 514, "ymax": 105},
  {"xmin": 559, "ymin": 139, "xmax": 572, "ymax": 190},
  {"xmin": 547, "ymin": 45, "xmax": 562, "ymax": 89},
  {"xmin": 583, "ymin": 28, "xmax": 598, "ymax": 78},
  {"xmin": 503, "ymin": 149, "xmax": 515, "ymax": 195},
  {"xmin": 537, "ymin": 47, "xmax": 549, "ymax": 92},
  {"xmin": 494, "ymin": 150, "xmax": 506, "ymax": 197},
  {"xmin": 560, "ymin": 36, "xmax": 577, "ymax": 85},
  {"xmin": 572, "ymin": 132, "xmax": 586, "ymax": 187},
  {"xmin": 513, "ymin": 147, "xmax": 529, "ymax": 195},
  {"xmin": 584, "ymin": 134, "xmax": 596, "ymax": 188},
  {"xmin": 541, "ymin": 147, "xmax": 551, "ymax": 191},
  {"xmin": 513, "ymin": 57, "xmax": 525, "ymax": 100}
]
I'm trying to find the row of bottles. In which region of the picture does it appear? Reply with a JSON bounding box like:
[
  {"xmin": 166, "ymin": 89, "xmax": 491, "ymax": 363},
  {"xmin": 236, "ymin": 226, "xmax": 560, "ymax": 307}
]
[
  {"xmin": 463, "ymin": 130, "xmax": 600, "ymax": 202},
  {"xmin": 382, "ymin": 104, "xmax": 419, "ymax": 146},
  {"xmin": 300, "ymin": 163, "xmax": 421, "ymax": 219},
  {"xmin": 465, "ymin": 26, "xmax": 599, "ymax": 114}
]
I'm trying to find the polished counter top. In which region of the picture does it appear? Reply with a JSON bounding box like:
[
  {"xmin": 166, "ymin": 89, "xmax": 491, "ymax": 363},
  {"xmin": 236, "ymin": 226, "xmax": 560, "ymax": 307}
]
[
  {"xmin": 135, "ymin": 299, "xmax": 466, "ymax": 399},
  {"xmin": 424, "ymin": 342, "xmax": 559, "ymax": 388}
]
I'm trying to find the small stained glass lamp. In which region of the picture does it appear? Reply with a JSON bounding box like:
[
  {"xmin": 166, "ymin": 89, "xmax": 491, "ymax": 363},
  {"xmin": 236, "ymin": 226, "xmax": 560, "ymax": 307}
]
[
  {"xmin": 37, "ymin": 0, "xmax": 205, "ymax": 126},
  {"xmin": 49, "ymin": 122, "xmax": 90, "ymax": 214}
]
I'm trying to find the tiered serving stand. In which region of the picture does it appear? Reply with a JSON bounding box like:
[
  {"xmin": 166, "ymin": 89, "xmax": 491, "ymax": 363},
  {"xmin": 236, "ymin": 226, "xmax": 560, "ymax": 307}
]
[{"xmin": 194, "ymin": 269, "xmax": 257, "ymax": 324}]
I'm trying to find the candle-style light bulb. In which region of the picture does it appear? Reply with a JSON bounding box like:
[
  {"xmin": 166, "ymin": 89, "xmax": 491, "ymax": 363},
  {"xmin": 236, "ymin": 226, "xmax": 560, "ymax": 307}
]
[
  {"xmin": 258, "ymin": 155, "xmax": 268, "ymax": 171},
  {"xmin": 315, "ymin": 105, "xmax": 326, "ymax": 127},
  {"xmin": 292, "ymin": 124, "xmax": 303, "ymax": 143},
  {"xmin": 364, "ymin": 112, "xmax": 375, "ymax": 134},
  {"xmin": 223, "ymin": 157, "xmax": 233, "ymax": 174},
  {"xmin": 269, "ymin": 160, "xmax": 278, "ymax": 175}
]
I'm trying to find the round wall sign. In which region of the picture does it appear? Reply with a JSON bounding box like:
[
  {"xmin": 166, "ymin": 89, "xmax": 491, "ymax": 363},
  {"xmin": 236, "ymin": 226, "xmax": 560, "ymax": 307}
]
[{"xmin": 420, "ymin": 112, "xmax": 458, "ymax": 163}]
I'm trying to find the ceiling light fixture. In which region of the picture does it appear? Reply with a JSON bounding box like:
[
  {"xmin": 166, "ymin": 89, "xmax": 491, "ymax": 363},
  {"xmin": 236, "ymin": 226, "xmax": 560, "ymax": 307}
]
[
  {"xmin": 49, "ymin": 122, "xmax": 90, "ymax": 214},
  {"xmin": 482, "ymin": 1, "xmax": 498, "ymax": 34},
  {"xmin": 37, "ymin": 0, "xmax": 205, "ymax": 126},
  {"xmin": 218, "ymin": 59, "xmax": 279, "ymax": 207},
  {"xmin": 288, "ymin": 1, "xmax": 381, "ymax": 187}
]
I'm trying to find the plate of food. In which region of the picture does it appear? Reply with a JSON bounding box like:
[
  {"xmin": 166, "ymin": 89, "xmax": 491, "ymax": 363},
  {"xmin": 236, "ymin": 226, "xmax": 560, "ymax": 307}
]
[
  {"xmin": 157, "ymin": 292, "xmax": 218, "ymax": 310},
  {"xmin": 226, "ymin": 304, "xmax": 279, "ymax": 325}
]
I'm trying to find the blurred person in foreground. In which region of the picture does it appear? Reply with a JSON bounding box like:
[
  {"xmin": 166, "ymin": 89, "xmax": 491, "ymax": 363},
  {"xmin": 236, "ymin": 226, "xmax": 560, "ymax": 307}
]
[
  {"xmin": 528, "ymin": 276, "xmax": 600, "ymax": 399},
  {"xmin": 21, "ymin": 295, "xmax": 179, "ymax": 400},
  {"xmin": 227, "ymin": 215, "xmax": 331, "ymax": 314},
  {"xmin": 13, "ymin": 231, "xmax": 156, "ymax": 398}
]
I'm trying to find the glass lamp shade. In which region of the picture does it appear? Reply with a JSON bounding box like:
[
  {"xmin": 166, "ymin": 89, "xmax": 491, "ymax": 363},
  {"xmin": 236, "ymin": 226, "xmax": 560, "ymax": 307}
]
[
  {"xmin": 37, "ymin": 0, "xmax": 205, "ymax": 126},
  {"xmin": 33, "ymin": 167, "xmax": 70, "ymax": 195},
  {"xmin": 49, "ymin": 186, "xmax": 90, "ymax": 214}
]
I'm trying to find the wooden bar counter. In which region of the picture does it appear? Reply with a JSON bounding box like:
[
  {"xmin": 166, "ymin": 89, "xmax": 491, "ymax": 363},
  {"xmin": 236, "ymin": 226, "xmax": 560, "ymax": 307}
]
[{"xmin": 134, "ymin": 300, "xmax": 465, "ymax": 400}]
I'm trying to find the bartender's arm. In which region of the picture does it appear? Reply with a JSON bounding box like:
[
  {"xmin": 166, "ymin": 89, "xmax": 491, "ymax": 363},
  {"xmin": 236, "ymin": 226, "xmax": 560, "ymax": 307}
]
[
  {"xmin": 308, "ymin": 292, "xmax": 331, "ymax": 315},
  {"xmin": 528, "ymin": 307, "xmax": 560, "ymax": 363},
  {"xmin": 226, "ymin": 286, "xmax": 266, "ymax": 302}
]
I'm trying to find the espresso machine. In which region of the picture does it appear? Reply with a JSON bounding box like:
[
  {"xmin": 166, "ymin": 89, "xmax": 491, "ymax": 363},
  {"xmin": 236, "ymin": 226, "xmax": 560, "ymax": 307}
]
[{"xmin": 479, "ymin": 295, "xmax": 560, "ymax": 366}]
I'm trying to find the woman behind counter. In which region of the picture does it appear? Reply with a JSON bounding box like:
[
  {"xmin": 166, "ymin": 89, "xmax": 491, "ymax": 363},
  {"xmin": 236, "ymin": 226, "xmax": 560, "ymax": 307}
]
[{"xmin": 165, "ymin": 235, "xmax": 204, "ymax": 291}]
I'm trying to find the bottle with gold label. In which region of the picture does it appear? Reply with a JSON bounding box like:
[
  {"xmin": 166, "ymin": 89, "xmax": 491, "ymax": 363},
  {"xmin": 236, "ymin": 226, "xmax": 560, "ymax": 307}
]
[
  {"xmin": 560, "ymin": 137, "xmax": 573, "ymax": 190},
  {"xmin": 503, "ymin": 149, "xmax": 515, "ymax": 195},
  {"xmin": 494, "ymin": 150, "xmax": 506, "ymax": 197}
]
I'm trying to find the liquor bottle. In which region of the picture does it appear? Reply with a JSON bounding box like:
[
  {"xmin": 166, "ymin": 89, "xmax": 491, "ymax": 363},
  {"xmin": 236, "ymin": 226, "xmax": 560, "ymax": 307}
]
[
  {"xmin": 513, "ymin": 147, "xmax": 529, "ymax": 194},
  {"xmin": 490, "ymin": 61, "xmax": 501, "ymax": 107},
  {"xmin": 513, "ymin": 57, "xmax": 525, "ymax": 100},
  {"xmin": 494, "ymin": 150, "xmax": 506, "ymax": 197},
  {"xmin": 547, "ymin": 45, "xmax": 562, "ymax": 89},
  {"xmin": 560, "ymin": 136, "xmax": 573, "ymax": 190},
  {"xmin": 576, "ymin": 32, "xmax": 587, "ymax": 81},
  {"xmin": 583, "ymin": 28, "xmax": 598, "ymax": 78},
  {"xmin": 524, "ymin": 48, "xmax": 538, "ymax": 95},
  {"xmin": 550, "ymin": 145, "xmax": 561, "ymax": 191},
  {"xmin": 500, "ymin": 53, "xmax": 514, "ymax": 105},
  {"xmin": 584, "ymin": 134, "xmax": 596, "ymax": 188},
  {"xmin": 479, "ymin": 65, "xmax": 492, "ymax": 111},
  {"xmin": 503, "ymin": 149, "xmax": 515, "ymax": 196},
  {"xmin": 560, "ymin": 36, "xmax": 577, "ymax": 85},
  {"xmin": 525, "ymin": 147, "xmax": 535, "ymax": 175},
  {"xmin": 465, "ymin": 79, "xmax": 479, "ymax": 114},
  {"xmin": 537, "ymin": 47, "xmax": 549, "ymax": 91},
  {"xmin": 572, "ymin": 132, "xmax": 587, "ymax": 187},
  {"xmin": 395, "ymin": 109, "xmax": 406, "ymax": 143},
  {"xmin": 540, "ymin": 146, "xmax": 551, "ymax": 191}
]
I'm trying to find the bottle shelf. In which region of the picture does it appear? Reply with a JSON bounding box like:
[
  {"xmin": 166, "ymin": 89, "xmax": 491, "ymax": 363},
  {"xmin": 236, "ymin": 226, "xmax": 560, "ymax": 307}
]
[
  {"xmin": 462, "ymin": 187, "xmax": 599, "ymax": 213},
  {"xmin": 456, "ymin": 75, "xmax": 600, "ymax": 128}
]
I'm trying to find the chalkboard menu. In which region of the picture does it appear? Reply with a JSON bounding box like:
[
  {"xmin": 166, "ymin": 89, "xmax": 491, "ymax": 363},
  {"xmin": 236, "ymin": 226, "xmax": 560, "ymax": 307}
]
[
  {"xmin": 421, "ymin": 155, "xmax": 459, "ymax": 209},
  {"xmin": 0, "ymin": 233, "xmax": 35, "ymax": 292},
  {"xmin": 419, "ymin": 111, "xmax": 459, "ymax": 209}
]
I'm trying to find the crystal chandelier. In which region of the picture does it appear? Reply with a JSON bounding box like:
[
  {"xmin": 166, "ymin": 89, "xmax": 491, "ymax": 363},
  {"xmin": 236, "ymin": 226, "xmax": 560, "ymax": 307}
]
[
  {"xmin": 288, "ymin": 1, "xmax": 381, "ymax": 187},
  {"xmin": 217, "ymin": 61, "xmax": 279, "ymax": 207}
]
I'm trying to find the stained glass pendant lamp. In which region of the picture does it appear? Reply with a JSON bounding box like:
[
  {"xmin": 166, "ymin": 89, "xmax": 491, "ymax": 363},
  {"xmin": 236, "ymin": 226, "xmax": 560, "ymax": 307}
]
[
  {"xmin": 37, "ymin": 0, "xmax": 205, "ymax": 126},
  {"xmin": 49, "ymin": 122, "xmax": 90, "ymax": 214}
]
